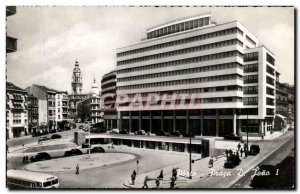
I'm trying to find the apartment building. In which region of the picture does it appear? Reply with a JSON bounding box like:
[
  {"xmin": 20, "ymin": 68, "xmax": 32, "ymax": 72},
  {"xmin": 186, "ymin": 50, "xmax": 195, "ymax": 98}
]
[
  {"xmin": 6, "ymin": 82, "xmax": 28, "ymax": 139},
  {"xmin": 26, "ymin": 85, "xmax": 69, "ymax": 130},
  {"xmin": 27, "ymin": 95, "xmax": 39, "ymax": 135},
  {"xmin": 116, "ymin": 13, "xmax": 276, "ymax": 137}
]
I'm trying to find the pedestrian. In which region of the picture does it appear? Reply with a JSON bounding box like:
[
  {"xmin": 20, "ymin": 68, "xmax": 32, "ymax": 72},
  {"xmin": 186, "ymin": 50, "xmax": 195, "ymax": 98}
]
[
  {"xmin": 237, "ymin": 143, "xmax": 241, "ymax": 151},
  {"xmin": 25, "ymin": 155, "xmax": 29, "ymax": 163},
  {"xmin": 38, "ymin": 138, "xmax": 41, "ymax": 145},
  {"xmin": 170, "ymin": 177, "xmax": 176, "ymax": 189},
  {"xmin": 131, "ymin": 170, "xmax": 136, "ymax": 185},
  {"xmin": 229, "ymin": 149, "xmax": 233, "ymax": 156},
  {"xmin": 261, "ymin": 134, "xmax": 264, "ymax": 140},
  {"xmin": 142, "ymin": 176, "xmax": 149, "ymax": 188},
  {"xmin": 208, "ymin": 157, "xmax": 214, "ymax": 168},
  {"xmin": 22, "ymin": 156, "xmax": 26, "ymax": 164},
  {"xmin": 155, "ymin": 178, "xmax": 160, "ymax": 188},
  {"xmin": 75, "ymin": 164, "xmax": 79, "ymax": 175},
  {"xmin": 30, "ymin": 156, "xmax": 34, "ymax": 162},
  {"xmin": 244, "ymin": 143, "xmax": 248, "ymax": 157},
  {"xmin": 172, "ymin": 168, "xmax": 178, "ymax": 180},
  {"xmin": 240, "ymin": 148, "xmax": 244, "ymax": 157},
  {"xmin": 158, "ymin": 169, "xmax": 163, "ymax": 180},
  {"xmin": 225, "ymin": 149, "xmax": 228, "ymax": 159}
]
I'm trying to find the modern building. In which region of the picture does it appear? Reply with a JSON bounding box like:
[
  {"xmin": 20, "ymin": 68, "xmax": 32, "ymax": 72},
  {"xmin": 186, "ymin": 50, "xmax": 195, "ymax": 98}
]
[
  {"xmin": 6, "ymin": 6, "xmax": 17, "ymax": 53},
  {"xmin": 26, "ymin": 85, "xmax": 69, "ymax": 130},
  {"xmin": 101, "ymin": 70, "xmax": 117, "ymax": 130},
  {"xmin": 6, "ymin": 82, "xmax": 28, "ymax": 139},
  {"xmin": 116, "ymin": 13, "xmax": 276, "ymax": 137},
  {"xmin": 287, "ymin": 84, "xmax": 295, "ymax": 125},
  {"xmin": 27, "ymin": 95, "xmax": 39, "ymax": 135},
  {"xmin": 68, "ymin": 60, "xmax": 90, "ymax": 120}
]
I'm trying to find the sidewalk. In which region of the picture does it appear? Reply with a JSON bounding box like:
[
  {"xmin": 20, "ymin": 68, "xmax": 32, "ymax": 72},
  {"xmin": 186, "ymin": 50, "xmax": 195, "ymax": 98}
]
[{"xmin": 122, "ymin": 155, "xmax": 227, "ymax": 188}]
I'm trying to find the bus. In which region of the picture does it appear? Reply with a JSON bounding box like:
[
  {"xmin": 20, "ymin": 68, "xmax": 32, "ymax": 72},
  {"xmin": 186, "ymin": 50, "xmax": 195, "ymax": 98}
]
[{"xmin": 7, "ymin": 170, "xmax": 59, "ymax": 189}]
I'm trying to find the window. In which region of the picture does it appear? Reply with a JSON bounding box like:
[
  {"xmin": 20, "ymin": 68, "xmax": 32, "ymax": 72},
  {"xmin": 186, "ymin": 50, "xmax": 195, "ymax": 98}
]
[
  {"xmin": 266, "ymin": 53, "xmax": 275, "ymax": 65},
  {"xmin": 244, "ymin": 52, "xmax": 258, "ymax": 62}
]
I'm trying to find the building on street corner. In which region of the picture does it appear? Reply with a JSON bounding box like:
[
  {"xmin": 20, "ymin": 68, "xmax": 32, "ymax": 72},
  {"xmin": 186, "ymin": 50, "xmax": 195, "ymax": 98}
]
[
  {"xmin": 6, "ymin": 82, "xmax": 28, "ymax": 139},
  {"xmin": 116, "ymin": 13, "xmax": 276, "ymax": 137},
  {"xmin": 101, "ymin": 70, "xmax": 118, "ymax": 130}
]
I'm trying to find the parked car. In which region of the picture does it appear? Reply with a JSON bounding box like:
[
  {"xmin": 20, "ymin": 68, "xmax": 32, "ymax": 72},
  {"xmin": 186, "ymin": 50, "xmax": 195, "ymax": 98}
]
[
  {"xmin": 224, "ymin": 155, "xmax": 241, "ymax": 168},
  {"xmin": 30, "ymin": 152, "xmax": 51, "ymax": 162},
  {"xmin": 49, "ymin": 129, "xmax": 57, "ymax": 133},
  {"xmin": 51, "ymin": 134, "xmax": 62, "ymax": 139},
  {"xmin": 155, "ymin": 131, "xmax": 170, "ymax": 136},
  {"xmin": 81, "ymin": 143, "xmax": 91, "ymax": 148},
  {"xmin": 224, "ymin": 134, "xmax": 242, "ymax": 141},
  {"xmin": 90, "ymin": 127, "xmax": 107, "ymax": 133},
  {"xmin": 64, "ymin": 149, "xmax": 83, "ymax": 157},
  {"xmin": 87, "ymin": 146, "xmax": 105, "ymax": 154},
  {"xmin": 134, "ymin": 130, "xmax": 146, "ymax": 135},
  {"xmin": 110, "ymin": 128, "xmax": 119, "ymax": 134},
  {"xmin": 39, "ymin": 136, "xmax": 50, "ymax": 142},
  {"xmin": 79, "ymin": 125, "xmax": 84, "ymax": 130},
  {"xmin": 248, "ymin": 144, "xmax": 260, "ymax": 156},
  {"xmin": 170, "ymin": 131, "xmax": 182, "ymax": 137},
  {"xmin": 119, "ymin": 129, "xmax": 129, "ymax": 134}
]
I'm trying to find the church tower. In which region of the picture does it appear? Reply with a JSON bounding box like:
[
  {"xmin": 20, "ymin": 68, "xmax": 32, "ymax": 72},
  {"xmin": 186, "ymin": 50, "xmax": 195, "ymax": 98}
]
[{"xmin": 71, "ymin": 60, "xmax": 83, "ymax": 94}]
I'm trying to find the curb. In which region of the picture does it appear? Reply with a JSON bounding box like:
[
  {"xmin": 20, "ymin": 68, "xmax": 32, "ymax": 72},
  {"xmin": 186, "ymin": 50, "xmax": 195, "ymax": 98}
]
[{"xmin": 227, "ymin": 133, "xmax": 293, "ymax": 188}]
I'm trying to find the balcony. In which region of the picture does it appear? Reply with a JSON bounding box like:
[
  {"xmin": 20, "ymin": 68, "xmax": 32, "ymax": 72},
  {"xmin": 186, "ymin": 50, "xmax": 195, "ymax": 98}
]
[
  {"xmin": 6, "ymin": 36, "xmax": 17, "ymax": 53},
  {"xmin": 6, "ymin": 6, "xmax": 16, "ymax": 17}
]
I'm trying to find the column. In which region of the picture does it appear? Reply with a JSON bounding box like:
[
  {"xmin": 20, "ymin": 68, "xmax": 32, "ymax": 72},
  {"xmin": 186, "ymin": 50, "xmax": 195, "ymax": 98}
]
[
  {"xmin": 216, "ymin": 109, "xmax": 219, "ymax": 137},
  {"xmin": 139, "ymin": 111, "xmax": 142, "ymax": 131},
  {"xmin": 106, "ymin": 120, "xmax": 109, "ymax": 129},
  {"xmin": 260, "ymin": 120, "xmax": 264, "ymax": 136},
  {"xmin": 186, "ymin": 110, "xmax": 189, "ymax": 135},
  {"xmin": 173, "ymin": 110, "xmax": 176, "ymax": 132},
  {"xmin": 119, "ymin": 112, "xmax": 122, "ymax": 131},
  {"xmin": 149, "ymin": 111, "xmax": 152, "ymax": 133},
  {"xmin": 110, "ymin": 120, "xmax": 113, "ymax": 130},
  {"xmin": 161, "ymin": 111, "xmax": 164, "ymax": 131},
  {"xmin": 200, "ymin": 110, "xmax": 203, "ymax": 136},
  {"xmin": 233, "ymin": 109, "xmax": 237, "ymax": 135},
  {"xmin": 129, "ymin": 112, "xmax": 132, "ymax": 133}
]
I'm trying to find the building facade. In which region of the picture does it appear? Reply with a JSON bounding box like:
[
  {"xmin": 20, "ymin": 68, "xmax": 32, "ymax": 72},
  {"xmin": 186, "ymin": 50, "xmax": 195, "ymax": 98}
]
[
  {"xmin": 26, "ymin": 85, "xmax": 69, "ymax": 130},
  {"xmin": 116, "ymin": 13, "xmax": 276, "ymax": 137},
  {"xmin": 27, "ymin": 95, "xmax": 39, "ymax": 135},
  {"xmin": 6, "ymin": 82, "xmax": 28, "ymax": 139},
  {"xmin": 6, "ymin": 6, "xmax": 17, "ymax": 53},
  {"xmin": 90, "ymin": 78, "xmax": 102, "ymax": 124},
  {"xmin": 101, "ymin": 70, "xmax": 117, "ymax": 130}
]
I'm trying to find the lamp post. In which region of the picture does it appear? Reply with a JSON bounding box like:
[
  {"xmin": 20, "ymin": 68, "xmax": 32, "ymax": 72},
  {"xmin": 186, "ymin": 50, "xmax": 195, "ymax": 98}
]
[
  {"xmin": 246, "ymin": 109, "xmax": 249, "ymax": 155},
  {"xmin": 189, "ymin": 133, "xmax": 192, "ymax": 179},
  {"xmin": 136, "ymin": 160, "xmax": 139, "ymax": 175}
]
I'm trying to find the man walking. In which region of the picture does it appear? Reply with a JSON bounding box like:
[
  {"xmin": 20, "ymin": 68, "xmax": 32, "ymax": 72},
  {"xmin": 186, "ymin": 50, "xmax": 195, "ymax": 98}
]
[
  {"xmin": 225, "ymin": 149, "xmax": 229, "ymax": 160},
  {"xmin": 158, "ymin": 169, "xmax": 164, "ymax": 180},
  {"xmin": 142, "ymin": 176, "xmax": 149, "ymax": 188},
  {"xmin": 240, "ymin": 148, "xmax": 244, "ymax": 157},
  {"xmin": 131, "ymin": 170, "xmax": 136, "ymax": 185},
  {"xmin": 237, "ymin": 143, "xmax": 241, "ymax": 151},
  {"xmin": 75, "ymin": 164, "xmax": 79, "ymax": 175}
]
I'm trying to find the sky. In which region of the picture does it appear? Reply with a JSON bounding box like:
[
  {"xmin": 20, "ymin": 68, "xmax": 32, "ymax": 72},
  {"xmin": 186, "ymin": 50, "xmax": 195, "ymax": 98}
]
[{"xmin": 6, "ymin": 6, "xmax": 294, "ymax": 93}]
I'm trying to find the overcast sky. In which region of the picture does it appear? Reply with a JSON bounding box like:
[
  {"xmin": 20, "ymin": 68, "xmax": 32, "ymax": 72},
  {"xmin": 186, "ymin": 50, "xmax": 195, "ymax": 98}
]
[{"xmin": 6, "ymin": 6, "xmax": 294, "ymax": 93}]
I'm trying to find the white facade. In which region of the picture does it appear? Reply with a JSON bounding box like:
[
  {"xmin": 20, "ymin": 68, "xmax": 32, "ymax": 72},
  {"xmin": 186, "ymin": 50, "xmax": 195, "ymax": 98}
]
[{"xmin": 116, "ymin": 13, "xmax": 276, "ymax": 137}]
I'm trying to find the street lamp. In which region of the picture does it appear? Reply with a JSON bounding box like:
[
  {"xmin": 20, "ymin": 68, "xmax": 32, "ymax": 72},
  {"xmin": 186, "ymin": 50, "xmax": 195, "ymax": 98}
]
[
  {"xmin": 136, "ymin": 160, "xmax": 139, "ymax": 175},
  {"xmin": 189, "ymin": 133, "xmax": 192, "ymax": 179},
  {"xmin": 246, "ymin": 109, "xmax": 249, "ymax": 156}
]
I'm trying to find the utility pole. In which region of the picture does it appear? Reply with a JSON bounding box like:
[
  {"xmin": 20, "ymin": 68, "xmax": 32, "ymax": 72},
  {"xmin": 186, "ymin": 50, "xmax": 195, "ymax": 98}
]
[{"xmin": 189, "ymin": 133, "xmax": 192, "ymax": 179}]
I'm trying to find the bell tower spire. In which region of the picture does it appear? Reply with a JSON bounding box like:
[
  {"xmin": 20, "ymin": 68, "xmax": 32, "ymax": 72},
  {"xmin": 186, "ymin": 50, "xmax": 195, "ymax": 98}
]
[{"xmin": 71, "ymin": 60, "xmax": 83, "ymax": 94}]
